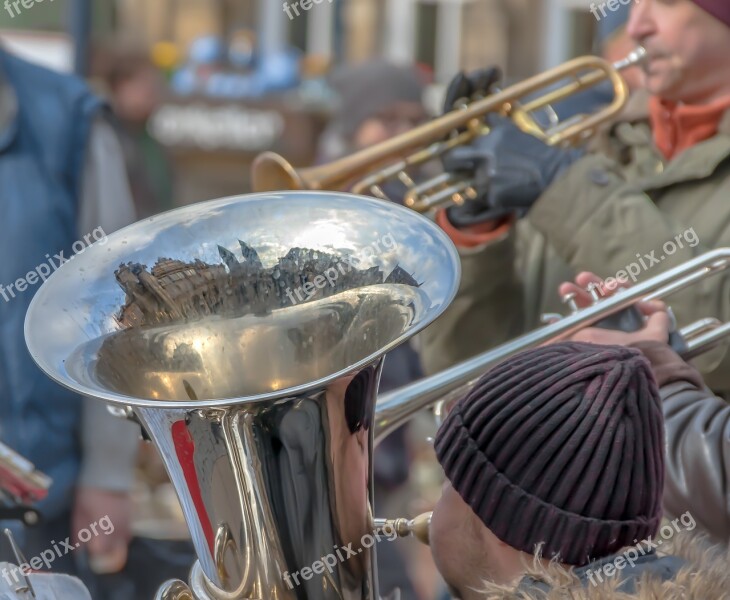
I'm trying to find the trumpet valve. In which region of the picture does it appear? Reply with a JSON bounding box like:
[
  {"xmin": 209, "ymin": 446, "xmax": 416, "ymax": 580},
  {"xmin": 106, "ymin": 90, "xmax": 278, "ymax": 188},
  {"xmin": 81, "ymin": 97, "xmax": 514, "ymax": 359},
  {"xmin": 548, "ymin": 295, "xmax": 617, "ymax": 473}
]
[
  {"xmin": 540, "ymin": 313, "xmax": 563, "ymax": 325},
  {"xmin": 587, "ymin": 284, "xmax": 602, "ymax": 304},
  {"xmin": 561, "ymin": 291, "xmax": 579, "ymax": 314}
]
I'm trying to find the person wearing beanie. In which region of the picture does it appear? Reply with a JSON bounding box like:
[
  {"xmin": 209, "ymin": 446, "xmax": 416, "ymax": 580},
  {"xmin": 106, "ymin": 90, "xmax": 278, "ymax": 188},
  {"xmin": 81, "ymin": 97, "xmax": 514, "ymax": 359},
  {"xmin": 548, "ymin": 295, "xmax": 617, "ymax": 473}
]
[
  {"xmin": 560, "ymin": 275, "xmax": 730, "ymax": 547},
  {"xmin": 317, "ymin": 60, "xmax": 427, "ymax": 163},
  {"xmin": 419, "ymin": 0, "xmax": 730, "ymax": 405},
  {"xmin": 428, "ymin": 342, "xmax": 729, "ymax": 599}
]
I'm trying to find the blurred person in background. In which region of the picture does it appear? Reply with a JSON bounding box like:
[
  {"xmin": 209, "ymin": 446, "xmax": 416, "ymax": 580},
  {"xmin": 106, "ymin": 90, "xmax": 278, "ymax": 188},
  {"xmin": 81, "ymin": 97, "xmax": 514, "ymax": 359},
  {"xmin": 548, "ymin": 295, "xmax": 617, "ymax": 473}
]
[
  {"xmin": 95, "ymin": 44, "xmax": 176, "ymax": 218},
  {"xmin": 421, "ymin": 0, "xmax": 730, "ymax": 398},
  {"xmin": 0, "ymin": 45, "xmax": 139, "ymax": 597},
  {"xmin": 318, "ymin": 60, "xmax": 429, "ymax": 600},
  {"xmin": 318, "ymin": 60, "xmax": 428, "ymax": 165}
]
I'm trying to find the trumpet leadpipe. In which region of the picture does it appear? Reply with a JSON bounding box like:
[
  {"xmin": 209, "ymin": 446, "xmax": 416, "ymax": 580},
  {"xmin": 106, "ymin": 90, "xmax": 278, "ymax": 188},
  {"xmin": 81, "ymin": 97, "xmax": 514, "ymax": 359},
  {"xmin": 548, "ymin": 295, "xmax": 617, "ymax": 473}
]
[{"xmin": 372, "ymin": 512, "xmax": 432, "ymax": 546}]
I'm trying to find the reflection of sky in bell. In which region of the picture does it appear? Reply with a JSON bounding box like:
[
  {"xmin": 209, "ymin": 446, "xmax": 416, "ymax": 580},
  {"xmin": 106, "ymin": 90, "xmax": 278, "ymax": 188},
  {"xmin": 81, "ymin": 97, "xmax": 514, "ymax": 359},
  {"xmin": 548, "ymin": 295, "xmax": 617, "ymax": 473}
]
[
  {"xmin": 25, "ymin": 192, "xmax": 460, "ymax": 404},
  {"xmin": 68, "ymin": 194, "xmax": 451, "ymax": 280}
]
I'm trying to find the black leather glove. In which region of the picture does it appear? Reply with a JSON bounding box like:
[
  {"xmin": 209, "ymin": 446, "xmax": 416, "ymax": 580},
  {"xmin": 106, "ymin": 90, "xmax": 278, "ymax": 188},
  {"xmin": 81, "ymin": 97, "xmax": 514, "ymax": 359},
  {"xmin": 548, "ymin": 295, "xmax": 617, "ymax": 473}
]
[
  {"xmin": 442, "ymin": 117, "xmax": 584, "ymax": 227},
  {"xmin": 596, "ymin": 305, "xmax": 688, "ymax": 355},
  {"xmin": 443, "ymin": 66, "xmax": 502, "ymax": 114}
]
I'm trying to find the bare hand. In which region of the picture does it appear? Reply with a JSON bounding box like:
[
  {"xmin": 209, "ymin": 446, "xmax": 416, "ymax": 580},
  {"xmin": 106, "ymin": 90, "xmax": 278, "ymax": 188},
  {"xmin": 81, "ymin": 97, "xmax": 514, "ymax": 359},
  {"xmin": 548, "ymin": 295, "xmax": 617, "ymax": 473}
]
[
  {"xmin": 559, "ymin": 272, "xmax": 671, "ymax": 346},
  {"xmin": 72, "ymin": 487, "xmax": 132, "ymax": 574}
]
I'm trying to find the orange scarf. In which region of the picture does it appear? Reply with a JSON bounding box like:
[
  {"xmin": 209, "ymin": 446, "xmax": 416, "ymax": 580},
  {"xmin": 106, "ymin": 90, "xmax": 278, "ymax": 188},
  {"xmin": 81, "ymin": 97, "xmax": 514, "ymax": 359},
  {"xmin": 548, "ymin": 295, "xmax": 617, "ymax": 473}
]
[{"xmin": 650, "ymin": 95, "xmax": 730, "ymax": 160}]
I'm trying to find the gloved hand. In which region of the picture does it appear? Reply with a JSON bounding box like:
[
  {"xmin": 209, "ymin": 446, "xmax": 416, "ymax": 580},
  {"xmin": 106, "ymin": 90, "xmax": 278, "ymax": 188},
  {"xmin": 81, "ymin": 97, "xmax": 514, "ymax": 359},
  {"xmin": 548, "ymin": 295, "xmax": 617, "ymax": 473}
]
[
  {"xmin": 443, "ymin": 66, "xmax": 502, "ymax": 114},
  {"xmin": 442, "ymin": 117, "xmax": 585, "ymax": 228}
]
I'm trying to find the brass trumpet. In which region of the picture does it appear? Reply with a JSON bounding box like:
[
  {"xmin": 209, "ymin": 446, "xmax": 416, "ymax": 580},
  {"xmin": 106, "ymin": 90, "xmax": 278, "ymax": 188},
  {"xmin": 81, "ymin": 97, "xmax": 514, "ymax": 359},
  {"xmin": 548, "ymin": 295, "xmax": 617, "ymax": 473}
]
[{"xmin": 251, "ymin": 48, "xmax": 647, "ymax": 212}]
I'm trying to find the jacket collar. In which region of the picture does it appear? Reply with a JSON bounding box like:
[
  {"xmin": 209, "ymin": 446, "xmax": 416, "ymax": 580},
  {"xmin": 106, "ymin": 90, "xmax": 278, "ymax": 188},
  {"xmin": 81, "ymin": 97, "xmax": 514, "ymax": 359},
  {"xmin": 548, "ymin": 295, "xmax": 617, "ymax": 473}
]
[
  {"xmin": 617, "ymin": 89, "xmax": 730, "ymax": 134},
  {"xmin": 519, "ymin": 549, "xmax": 684, "ymax": 596},
  {"xmin": 482, "ymin": 530, "xmax": 724, "ymax": 599},
  {"xmin": 0, "ymin": 49, "xmax": 19, "ymax": 152},
  {"xmin": 719, "ymin": 109, "xmax": 730, "ymax": 135},
  {"xmin": 619, "ymin": 88, "xmax": 651, "ymax": 124},
  {"xmin": 612, "ymin": 90, "xmax": 730, "ymax": 189}
]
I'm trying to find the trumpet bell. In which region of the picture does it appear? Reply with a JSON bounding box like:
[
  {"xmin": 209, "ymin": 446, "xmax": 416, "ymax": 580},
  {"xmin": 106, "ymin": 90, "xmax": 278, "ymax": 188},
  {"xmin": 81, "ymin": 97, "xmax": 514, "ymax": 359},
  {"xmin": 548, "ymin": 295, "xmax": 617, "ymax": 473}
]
[{"xmin": 25, "ymin": 191, "xmax": 460, "ymax": 599}]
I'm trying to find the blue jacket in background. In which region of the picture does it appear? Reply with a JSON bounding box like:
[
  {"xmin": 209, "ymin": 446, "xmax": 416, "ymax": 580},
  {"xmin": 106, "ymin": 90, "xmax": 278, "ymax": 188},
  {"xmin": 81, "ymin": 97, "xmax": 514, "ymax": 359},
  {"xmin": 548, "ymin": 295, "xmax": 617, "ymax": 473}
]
[{"xmin": 0, "ymin": 49, "xmax": 103, "ymax": 520}]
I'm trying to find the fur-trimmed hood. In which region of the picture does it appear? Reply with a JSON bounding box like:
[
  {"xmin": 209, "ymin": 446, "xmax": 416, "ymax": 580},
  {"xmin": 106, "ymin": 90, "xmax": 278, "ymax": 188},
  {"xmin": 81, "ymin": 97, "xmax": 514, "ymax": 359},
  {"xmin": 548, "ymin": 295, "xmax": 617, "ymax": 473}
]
[{"xmin": 476, "ymin": 531, "xmax": 730, "ymax": 599}]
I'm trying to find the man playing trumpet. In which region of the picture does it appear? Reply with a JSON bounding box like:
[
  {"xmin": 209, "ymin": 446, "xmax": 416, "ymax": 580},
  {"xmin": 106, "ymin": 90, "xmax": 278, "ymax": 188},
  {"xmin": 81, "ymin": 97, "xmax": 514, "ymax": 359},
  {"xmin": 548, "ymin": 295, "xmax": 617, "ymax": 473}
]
[{"xmin": 421, "ymin": 0, "xmax": 730, "ymax": 394}]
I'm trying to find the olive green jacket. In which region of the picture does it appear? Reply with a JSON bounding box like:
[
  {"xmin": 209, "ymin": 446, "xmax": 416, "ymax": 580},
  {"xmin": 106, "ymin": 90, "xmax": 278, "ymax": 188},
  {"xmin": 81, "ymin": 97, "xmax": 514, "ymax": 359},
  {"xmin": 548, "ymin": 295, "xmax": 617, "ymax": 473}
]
[{"xmin": 419, "ymin": 93, "xmax": 730, "ymax": 393}]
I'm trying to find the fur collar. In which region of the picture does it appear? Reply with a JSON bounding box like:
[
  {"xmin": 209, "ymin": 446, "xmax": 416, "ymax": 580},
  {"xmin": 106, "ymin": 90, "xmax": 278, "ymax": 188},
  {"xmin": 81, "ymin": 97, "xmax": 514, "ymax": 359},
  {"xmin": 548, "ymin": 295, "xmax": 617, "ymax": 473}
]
[{"xmin": 473, "ymin": 531, "xmax": 730, "ymax": 599}]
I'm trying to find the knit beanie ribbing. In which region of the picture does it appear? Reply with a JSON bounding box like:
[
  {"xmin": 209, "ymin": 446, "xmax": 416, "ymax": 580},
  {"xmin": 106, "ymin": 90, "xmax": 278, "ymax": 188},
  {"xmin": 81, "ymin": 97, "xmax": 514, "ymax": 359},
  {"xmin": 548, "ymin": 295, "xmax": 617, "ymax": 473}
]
[
  {"xmin": 692, "ymin": 0, "xmax": 730, "ymax": 27},
  {"xmin": 434, "ymin": 342, "xmax": 665, "ymax": 566}
]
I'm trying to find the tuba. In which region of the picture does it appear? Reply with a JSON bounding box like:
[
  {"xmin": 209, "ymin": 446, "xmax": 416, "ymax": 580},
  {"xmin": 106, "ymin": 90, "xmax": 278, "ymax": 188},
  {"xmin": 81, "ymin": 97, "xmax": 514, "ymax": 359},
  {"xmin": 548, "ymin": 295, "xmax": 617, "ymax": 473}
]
[
  {"xmin": 24, "ymin": 192, "xmax": 460, "ymax": 600},
  {"xmin": 23, "ymin": 191, "xmax": 730, "ymax": 598}
]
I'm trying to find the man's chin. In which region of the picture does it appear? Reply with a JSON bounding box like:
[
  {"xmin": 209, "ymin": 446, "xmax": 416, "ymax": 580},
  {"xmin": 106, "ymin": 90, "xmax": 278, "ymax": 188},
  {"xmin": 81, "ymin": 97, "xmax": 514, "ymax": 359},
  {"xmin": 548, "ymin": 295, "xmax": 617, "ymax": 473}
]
[
  {"xmin": 641, "ymin": 63, "xmax": 687, "ymax": 101},
  {"xmin": 644, "ymin": 76, "xmax": 678, "ymax": 101}
]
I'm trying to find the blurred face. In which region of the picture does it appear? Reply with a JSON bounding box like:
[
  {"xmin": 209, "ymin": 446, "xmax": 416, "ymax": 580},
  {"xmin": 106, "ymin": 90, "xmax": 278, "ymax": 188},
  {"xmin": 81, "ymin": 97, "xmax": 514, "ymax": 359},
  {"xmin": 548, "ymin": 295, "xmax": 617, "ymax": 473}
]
[
  {"xmin": 353, "ymin": 101, "xmax": 427, "ymax": 150},
  {"xmin": 114, "ymin": 66, "xmax": 164, "ymax": 124},
  {"xmin": 627, "ymin": 0, "xmax": 730, "ymax": 103}
]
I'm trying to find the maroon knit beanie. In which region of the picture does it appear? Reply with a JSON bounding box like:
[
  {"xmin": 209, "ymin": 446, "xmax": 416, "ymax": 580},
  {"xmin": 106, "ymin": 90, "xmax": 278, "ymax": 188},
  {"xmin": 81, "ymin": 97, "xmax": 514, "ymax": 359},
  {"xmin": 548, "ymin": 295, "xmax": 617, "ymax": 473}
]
[
  {"xmin": 435, "ymin": 342, "xmax": 664, "ymax": 567},
  {"xmin": 692, "ymin": 0, "xmax": 730, "ymax": 27}
]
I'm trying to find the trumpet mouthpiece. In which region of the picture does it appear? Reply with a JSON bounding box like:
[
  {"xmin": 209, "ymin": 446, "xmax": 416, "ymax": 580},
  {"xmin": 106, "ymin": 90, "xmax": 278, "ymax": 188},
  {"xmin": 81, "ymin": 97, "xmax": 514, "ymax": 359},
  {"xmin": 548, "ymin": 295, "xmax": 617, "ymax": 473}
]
[
  {"xmin": 614, "ymin": 46, "xmax": 648, "ymax": 71},
  {"xmin": 373, "ymin": 512, "xmax": 432, "ymax": 546}
]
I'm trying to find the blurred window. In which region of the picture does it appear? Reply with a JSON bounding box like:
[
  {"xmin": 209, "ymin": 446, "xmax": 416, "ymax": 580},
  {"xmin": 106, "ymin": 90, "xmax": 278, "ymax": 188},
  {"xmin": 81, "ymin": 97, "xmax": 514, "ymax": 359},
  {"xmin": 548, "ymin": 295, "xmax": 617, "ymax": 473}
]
[
  {"xmin": 415, "ymin": 2, "xmax": 437, "ymax": 71},
  {"xmin": 0, "ymin": 0, "xmax": 114, "ymax": 34}
]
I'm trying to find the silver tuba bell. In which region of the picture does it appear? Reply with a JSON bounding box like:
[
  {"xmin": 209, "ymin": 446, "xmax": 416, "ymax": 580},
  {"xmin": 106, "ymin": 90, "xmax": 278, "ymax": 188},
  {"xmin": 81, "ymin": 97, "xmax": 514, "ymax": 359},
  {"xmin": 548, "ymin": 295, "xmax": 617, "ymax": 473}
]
[{"xmin": 24, "ymin": 192, "xmax": 461, "ymax": 599}]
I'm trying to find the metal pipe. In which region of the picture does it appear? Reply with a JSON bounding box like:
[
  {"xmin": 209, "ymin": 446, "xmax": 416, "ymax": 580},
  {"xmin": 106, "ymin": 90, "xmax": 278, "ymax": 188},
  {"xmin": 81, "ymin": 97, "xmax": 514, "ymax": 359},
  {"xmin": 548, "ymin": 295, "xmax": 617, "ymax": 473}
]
[{"xmin": 374, "ymin": 249, "xmax": 730, "ymax": 442}]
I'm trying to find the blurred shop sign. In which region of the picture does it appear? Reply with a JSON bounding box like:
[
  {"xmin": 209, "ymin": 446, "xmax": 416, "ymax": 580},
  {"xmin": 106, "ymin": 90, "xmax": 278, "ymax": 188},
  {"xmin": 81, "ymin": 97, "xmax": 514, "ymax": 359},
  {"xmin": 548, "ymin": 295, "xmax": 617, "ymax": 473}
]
[
  {"xmin": 149, "ymin": 103, "xmax": 285, "ymax": 151},
  {"xmin": 0, "ymin": 30, "xmax": 72, "ymax": 72}
]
